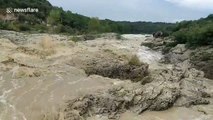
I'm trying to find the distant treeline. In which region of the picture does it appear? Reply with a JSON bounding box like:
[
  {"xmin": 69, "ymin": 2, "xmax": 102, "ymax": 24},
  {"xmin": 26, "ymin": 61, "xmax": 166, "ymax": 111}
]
[
  {"xmin": 0, "ymin": 0, "xmax": 212, "ymax": 48},
  {"xmin": 0, "ymin": 0, "xmax": 175, "ymax": 34},
  {"xmin": 172, "ymin": 14, "xmax": 213, "ymax": 47}
]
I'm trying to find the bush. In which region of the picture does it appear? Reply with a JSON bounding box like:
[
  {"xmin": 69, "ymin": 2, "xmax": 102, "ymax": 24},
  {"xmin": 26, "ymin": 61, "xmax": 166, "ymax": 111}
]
[
  {"xmin": 173, "ymin": 20, "xmax": 213, "ymax": 48},
  {"xmin": 0, "ymin": 21, "xmax": 9, "ymax": 29},
  {"xmin": 162, "ymin": 42, "xmax": 178, "ymax": 54},
  {"xmin": 19, "ymin": 24, "xmax": 31, "ymax": 31},
  {"xmin": 60, "ymin": 25, "xmax": 75, "ymax": 34},
  {"xmin": 128, "ymin": 55, "xmax": 141, "ymax": 66},
  {"xmin": 7, "ymin": 23, "xmax": 20, "ymax": 31},
  {"xmin": 33, "ymin": 24, "xmax": 48, "ymax": 33}
]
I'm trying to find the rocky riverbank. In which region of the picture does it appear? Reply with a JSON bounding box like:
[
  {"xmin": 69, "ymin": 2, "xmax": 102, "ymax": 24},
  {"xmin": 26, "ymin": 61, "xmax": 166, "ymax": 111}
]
[{"xmin": 60, "ymin": 36, "xmax": 213, "ymax": 120}]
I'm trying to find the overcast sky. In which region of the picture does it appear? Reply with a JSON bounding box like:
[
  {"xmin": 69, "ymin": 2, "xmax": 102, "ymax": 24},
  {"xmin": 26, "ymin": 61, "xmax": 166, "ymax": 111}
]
[{"xmin": 48, "ymin": 0, "xmax": 213, "ymax": 22}]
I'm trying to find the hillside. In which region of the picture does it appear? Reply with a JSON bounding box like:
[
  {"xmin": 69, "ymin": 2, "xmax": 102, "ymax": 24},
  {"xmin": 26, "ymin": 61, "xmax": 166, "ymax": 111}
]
[
  {"xmin": 0, "ymin": 0, "xmax": 175, "ymax": 34},
  {"xmin": 172, "ymin": 14, "xmax": 213, "ymax": 47}
]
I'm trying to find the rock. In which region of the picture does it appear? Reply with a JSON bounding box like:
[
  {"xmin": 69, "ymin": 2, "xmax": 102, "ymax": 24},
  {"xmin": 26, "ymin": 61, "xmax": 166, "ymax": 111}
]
[
  {"xmin": 161, "ymin": 42, "xmax": 213, "ymax": 79},
  {"xmin": 171, "ymin": 44, "xmax": 187, "ymax": 54},
  {"xmin": 153, "ymin": 31, "xmax": 163, "ymax": 38},
  {"xmin": 61, "ymin": 59, "xmax": 213, "ymax": 119},
  {"xmin": 141, "ymin": 37, "xmax": 176, "ymax": 52},
  {"xmin": 162, "ymin": 44, "xmax": 191, "ymax": 64},
  {"xmin": 10, "ymin": 66, "xmax": 43, "ymax": 78},
  {"xmin": 141, "ymin": 38, "xmax": 164, "ymax": 50},
  {"xmin": 0, "ymin": 30, "xmax": 70, "ymax": 45},
  {"xmin": 85, "ymin": 60, "xmax": 149, "ymax": 82},
  {"xmin": 190, "ymin": 47, "xmax": 213, "ymax": 79},
  {"xmin": 62, "ymin": 81, "xmax": 180, "ymax": 120},
  {"xmin": 175, "ymin": 78, "xmax": 210, "ymax": 107},
  {"xmin": 55, "ymin": 34, "xmax": 199, "ymax": 119}
]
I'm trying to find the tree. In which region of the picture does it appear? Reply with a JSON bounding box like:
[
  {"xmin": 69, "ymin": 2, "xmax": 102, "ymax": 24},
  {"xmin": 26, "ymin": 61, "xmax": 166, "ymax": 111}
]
[
  {"xmin": 47, "ymin": 9, "xmax": 62, "ymax": 25},
  {"xmin": 88, "ymin": 17, "xmax": 101, "ymax": 33}
]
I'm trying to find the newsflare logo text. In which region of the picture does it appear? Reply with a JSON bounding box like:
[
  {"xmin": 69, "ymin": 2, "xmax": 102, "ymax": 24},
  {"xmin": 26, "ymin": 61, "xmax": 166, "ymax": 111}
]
[{"xmin": 6, "ymin": 7, "xmax": 39, "ymax": 14}]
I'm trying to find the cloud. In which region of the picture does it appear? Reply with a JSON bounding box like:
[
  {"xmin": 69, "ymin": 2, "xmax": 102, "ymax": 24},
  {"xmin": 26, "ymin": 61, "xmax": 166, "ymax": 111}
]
[
  {"xmin": 48, "ymin": 0, "xmax": 211, "ymax": 22},
  {"xmin": 165, "ymin": 0, "xmax": 213, "ymax": 10}
]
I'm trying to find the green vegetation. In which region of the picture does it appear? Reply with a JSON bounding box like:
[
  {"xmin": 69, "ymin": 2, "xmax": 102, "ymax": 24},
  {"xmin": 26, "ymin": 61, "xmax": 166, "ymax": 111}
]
[
  {"xmin": 172, "ymin": 14, "xmax": 213, "ymax": 48},
  {"xmin": 0, "ymin": 0, "xmax": 212, "ymax": 48},
  {"xmin": 0, "ymin": 0, "xmax": 175, "ymax": 35},
  {"xmin": 128, "ymin": 55, "xmax": 141, "ymax": 66},
  {"xmin": 191, "ymin": 51, "xmax": 213, "ymax": 62}
]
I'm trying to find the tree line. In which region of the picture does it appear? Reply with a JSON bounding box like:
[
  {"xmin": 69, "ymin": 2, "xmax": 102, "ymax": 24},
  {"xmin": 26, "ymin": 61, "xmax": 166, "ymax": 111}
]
[
  {"xmin": 172, "ymin": 14, "xmax": 213, "ymax": 47},
  {"xmin": 0, "ymin": 0, "xmax": 212, "ymax": 48},
  {"xmin": 0, "ymin": 0, "xmax": 174, "ymax": 34}
]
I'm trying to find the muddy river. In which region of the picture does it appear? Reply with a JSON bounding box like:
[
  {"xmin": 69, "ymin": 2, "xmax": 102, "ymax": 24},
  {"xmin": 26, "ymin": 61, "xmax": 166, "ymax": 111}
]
[{"xmin": 0, "ymin": 34, "xmax": 212, "ymax": 120}]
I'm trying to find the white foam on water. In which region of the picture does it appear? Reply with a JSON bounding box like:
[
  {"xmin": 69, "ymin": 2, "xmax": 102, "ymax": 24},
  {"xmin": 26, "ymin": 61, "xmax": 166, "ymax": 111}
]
[
  {"xmin": 137, "ymin": 46, "xmax": 163, "ymax": 65},
  {"xmin": 122, "ymin": 34, "xmax": 146, "ymax": 39},
  {"xmin": 11, "ymin": 66, "xmax": 20, "ymax": 78},
  {"xmin": 112, "ymin": 44, "xmax": 130, "ymax": 50},
  {"xmin": 0, "ymin": 89, "xmax": 12, "ymax": 104}
]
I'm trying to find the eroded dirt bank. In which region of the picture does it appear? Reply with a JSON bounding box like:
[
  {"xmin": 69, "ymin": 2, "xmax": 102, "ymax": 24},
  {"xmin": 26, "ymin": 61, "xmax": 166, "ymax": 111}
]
[{"xmin": 0, "ymin": 31, "xmax": 213, "ymax": 120}]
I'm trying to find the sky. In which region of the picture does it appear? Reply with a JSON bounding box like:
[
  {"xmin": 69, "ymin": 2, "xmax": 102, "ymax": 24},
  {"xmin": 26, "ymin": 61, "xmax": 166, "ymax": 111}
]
[{"xmin": 48, "ymin": 0, "xmax": 213, "ymax": 22}]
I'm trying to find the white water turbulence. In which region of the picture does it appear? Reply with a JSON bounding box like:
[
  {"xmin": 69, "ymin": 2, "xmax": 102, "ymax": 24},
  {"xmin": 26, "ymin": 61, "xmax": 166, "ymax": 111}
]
[
  {"xmin": 122, "ymin": 34, "xmax": 147, "ymax": 40},
  {"xmin": 120, "ymin": 34, "xmax": 163, "ymax": 68},
  {"xmin": 137, "ymin": 46, "xmax": 163, "ymax": 68}
]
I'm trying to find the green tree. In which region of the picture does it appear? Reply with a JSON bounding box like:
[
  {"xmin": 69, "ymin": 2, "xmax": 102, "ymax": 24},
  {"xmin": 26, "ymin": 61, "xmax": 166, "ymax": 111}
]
[
  {"xmin": 88, "ymin": 17, "xmax": 101, "ymax": 33},
  {"xmin": 47, "ymin": 9, "xmax": 62, "ymax": 25}
]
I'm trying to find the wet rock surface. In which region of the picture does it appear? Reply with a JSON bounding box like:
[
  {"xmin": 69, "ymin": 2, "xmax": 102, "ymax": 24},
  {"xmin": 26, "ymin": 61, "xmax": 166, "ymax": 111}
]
[
  {"xmin": 63, "ymin": 81, "xmax": 180, "ymax": 120},
  {"xmin": 142, "ymin": 36, "xmax": 213, "ymax": 79},
  {"xmin": 190, "ymin": 47, "xmax": 213, "ymax": 79},
  {"xmin": 84, "ymin": 60, "xmax": 149, "ymax": 82},
  {"xmin": 60, "ymin": 36, "xmax": 213, "ymax": 120},
  {"xmin": 62, "ymin": 60, "xmax": 213, "ymax": 119}
]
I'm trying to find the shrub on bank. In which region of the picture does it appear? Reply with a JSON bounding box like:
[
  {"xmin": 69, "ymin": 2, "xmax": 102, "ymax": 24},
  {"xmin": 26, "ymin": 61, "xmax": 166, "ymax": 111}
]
[
  {"xmin": 173, "ymin": 20, "xmax": 213, "ymax": 48},
  {"xmin": 128, "ymin": 55, "xmax": 141, "ymax": 66}
]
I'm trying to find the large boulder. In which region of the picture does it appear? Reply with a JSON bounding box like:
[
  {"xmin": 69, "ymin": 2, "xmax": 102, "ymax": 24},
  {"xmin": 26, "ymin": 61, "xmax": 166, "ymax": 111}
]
[
  {"xmin": 153, "ymin": 31, "xmax": 163, "ymax": 38},
  {"xmin": 190, "ymin": 47, "xmax": 213, "ymax": 79},
  {"xmin": 62, "ymin": 81, "xmax": 180, "ymax": 120},
  {"xmin": 171, "ymin": 44, "xmax": 187, "ymax": 54},
  {"xmin": 85, "ymin": 60, "xmax": 149, "ymax": 82}
]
